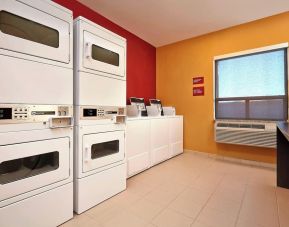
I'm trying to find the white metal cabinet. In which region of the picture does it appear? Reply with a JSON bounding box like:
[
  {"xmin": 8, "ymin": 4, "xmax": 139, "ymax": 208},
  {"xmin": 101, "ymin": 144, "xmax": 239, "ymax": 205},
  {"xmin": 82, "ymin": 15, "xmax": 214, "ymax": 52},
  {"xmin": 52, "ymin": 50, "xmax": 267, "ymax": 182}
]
[
  {"xmin": 126, "ymin": 119, "xmax": 150, "ymax": 177},
  {"xmin": 169, "ymin": 116, "xmax": 184, "ymax": 157},
  {"xmin": 150, "ymin": 118, "xmax": 170, "ymax": 166}
]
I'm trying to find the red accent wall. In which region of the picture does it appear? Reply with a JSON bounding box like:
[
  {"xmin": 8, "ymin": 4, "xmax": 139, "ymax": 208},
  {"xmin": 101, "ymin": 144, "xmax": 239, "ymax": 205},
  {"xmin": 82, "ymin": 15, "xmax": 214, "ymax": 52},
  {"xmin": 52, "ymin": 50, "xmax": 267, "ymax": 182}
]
[{"xmin": 54, "ymin": 0, "xmax": 156, "ymax": 103}]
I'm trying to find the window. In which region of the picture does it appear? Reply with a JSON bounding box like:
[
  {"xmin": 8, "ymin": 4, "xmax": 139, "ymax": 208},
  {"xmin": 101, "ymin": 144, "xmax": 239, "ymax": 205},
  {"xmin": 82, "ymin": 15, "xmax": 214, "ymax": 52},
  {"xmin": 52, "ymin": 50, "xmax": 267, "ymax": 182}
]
[
  {"xmin": 91, "ymin": 44, "xmax": 119, "ymax": 66},
  {"xmin": 0, "ymin": 11, "xmax": 59, "ymax": 48},
  {"xmin": 215, "ymin": 47, "xmax": 288, "ymax": 121},
  {"xmin": 0, "ymin": 151, "xmax": 59, "ymax": 185},
  {"xmin": 91, "ymin": 140, "xmax": 119, "ymax": 159}
]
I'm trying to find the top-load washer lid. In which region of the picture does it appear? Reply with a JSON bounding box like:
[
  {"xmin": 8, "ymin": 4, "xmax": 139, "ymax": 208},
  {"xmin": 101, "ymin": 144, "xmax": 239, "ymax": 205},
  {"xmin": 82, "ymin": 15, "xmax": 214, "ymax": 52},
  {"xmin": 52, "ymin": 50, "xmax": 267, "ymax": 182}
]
[
  {"xmin": 130, "ymin": 97, "xmax": 148, "ymax": 117},
  {"xmin": 149, "ymin": 99, "xmax": 164, "ymax": 116},
  {"xmin": 0, "ymin": 0, "xmax": 72, "ymax": 65}
]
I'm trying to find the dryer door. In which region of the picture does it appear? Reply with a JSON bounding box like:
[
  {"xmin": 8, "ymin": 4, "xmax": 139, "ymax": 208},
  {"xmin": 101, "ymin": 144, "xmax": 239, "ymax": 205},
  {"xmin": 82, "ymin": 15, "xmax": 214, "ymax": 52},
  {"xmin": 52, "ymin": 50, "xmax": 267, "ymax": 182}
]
[
  {"xmin": 0, "ymin": 0, "xmax": 70, "ymax": 63},
  {"xmin": 0, "ymin": 137, "xmax": 70, "ymax": 202},
  {"xmin": 82, "ymin": 131, "xmax": 125, "ymax": 173},
  {"xmin": 82, "ymin": 31, "xmax": 125, "ymax": 78}
]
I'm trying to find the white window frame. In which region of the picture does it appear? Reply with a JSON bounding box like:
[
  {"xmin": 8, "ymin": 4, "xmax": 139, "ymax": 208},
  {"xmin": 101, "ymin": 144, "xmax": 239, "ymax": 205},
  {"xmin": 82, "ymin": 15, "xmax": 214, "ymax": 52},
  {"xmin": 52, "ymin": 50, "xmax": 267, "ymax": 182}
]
[{"xmin": 213, "ymin": 42, "xmax": 289, "ymax": 121}]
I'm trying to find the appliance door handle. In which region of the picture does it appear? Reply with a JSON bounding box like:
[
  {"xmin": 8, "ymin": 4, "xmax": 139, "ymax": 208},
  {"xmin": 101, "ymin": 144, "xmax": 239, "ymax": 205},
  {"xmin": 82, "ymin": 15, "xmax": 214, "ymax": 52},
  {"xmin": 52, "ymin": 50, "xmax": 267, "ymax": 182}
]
[
  {"xmin": 84, "ymin": 146, "xmax": 90, "ymax": 162},
  {"xmin": 85, "ymin": 42, "xmax": 92, "ymax": 59}
]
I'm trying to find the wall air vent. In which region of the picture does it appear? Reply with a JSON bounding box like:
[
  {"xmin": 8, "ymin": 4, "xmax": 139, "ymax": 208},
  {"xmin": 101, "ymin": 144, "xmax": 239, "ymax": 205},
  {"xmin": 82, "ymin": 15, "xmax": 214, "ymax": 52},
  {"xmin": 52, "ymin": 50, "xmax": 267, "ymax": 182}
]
[{"xmin": 215, "ymin": 121, "xmax": 276, "ymax": 148}]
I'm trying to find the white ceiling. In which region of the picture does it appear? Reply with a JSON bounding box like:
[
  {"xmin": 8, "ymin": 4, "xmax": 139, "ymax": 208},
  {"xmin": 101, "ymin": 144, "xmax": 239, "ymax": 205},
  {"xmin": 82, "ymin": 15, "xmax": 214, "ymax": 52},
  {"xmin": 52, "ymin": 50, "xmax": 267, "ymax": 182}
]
[{"xmin": 78, "ymin": 0, "xmax": 289, "ymax": 47}]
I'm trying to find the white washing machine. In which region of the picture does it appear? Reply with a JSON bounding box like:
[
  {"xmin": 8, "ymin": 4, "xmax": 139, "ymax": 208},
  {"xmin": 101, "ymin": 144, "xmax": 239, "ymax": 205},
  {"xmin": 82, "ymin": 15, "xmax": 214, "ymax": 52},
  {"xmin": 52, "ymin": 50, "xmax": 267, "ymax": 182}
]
[
  {"xmin": 74, "ymin": 17, "xmax": 127, "ymax": 214},
  {"xmin": 0, "ymin": 0, "xmax": 74, "ymax": 226}
]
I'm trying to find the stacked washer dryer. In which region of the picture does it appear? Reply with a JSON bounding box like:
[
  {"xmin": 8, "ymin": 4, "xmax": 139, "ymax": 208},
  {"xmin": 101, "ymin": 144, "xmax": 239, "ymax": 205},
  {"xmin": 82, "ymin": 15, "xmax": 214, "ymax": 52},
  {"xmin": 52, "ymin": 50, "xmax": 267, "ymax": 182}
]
[
  {"xmin": 73, "ymin": 17, "xmax": 127, "ymax": 214},
  {"xmin": 0, "ymin": 0, "xmax": 74, "ymax": 226}
]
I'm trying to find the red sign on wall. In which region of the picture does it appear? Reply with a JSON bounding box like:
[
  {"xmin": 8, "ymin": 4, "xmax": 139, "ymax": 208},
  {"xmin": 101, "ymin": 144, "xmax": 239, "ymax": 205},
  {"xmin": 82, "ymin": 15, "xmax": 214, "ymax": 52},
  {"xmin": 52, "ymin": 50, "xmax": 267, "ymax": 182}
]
[
  {"xmin": 193, "ymin": 87, "xmax": 205, "ymax": 96},
  {"xmin": 193, "ymin": 77, "xmax": 204, "ymax": 85}
]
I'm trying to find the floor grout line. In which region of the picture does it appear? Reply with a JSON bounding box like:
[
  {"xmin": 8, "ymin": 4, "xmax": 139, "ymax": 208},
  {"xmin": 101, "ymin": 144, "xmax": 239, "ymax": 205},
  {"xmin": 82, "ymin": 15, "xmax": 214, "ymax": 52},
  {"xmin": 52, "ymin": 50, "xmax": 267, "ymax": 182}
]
[
  {"xmin": 233, "ymin": 178, "xmax": 249, "ymax": 227},
  {"xmin": 275, "ymin": 187, "xmax": 281, "ymax": 227},
  {"xmin": 189, "ymin": 170, "xmax": 226, "ymax": 226},
  {"xmin": 148, "ymin": 155, "xmax": 215, "ymax": 226},
  {"xmin": 64, "ymin": 153, "xmax": 284, "ymax": 227}
]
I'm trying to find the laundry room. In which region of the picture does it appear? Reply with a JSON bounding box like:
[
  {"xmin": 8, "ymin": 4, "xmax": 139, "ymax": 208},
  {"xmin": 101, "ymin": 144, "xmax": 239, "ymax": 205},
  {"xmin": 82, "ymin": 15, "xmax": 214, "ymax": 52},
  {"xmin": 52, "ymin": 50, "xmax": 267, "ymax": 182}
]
[{"xmin": 1, "ymin": 0, "xmax": 289, "ymax": 226}]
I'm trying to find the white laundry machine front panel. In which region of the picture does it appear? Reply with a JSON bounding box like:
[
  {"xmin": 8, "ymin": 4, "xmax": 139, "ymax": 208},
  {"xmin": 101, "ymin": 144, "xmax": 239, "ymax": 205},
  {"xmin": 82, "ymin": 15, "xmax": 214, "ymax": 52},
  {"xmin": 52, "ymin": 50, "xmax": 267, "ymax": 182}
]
[
  {"xmin": 74, "ymin": 123, "xmax": 126, "ymax": 178},
  {"xmin": 0, "ymin": 137, "xmax": 69, "ymax": 203},
  {"xmin": 82, "ymin": 130, "xmax": 125, "ymax": 173},
  {"xmin": 75, "ymin": 71, "xmax": 126, "ymax": 106},
  {"xmin": 74, "ymin": 16, "xmax": 126, "ymax": 79},
  {"xmin": 0, "ymin": 0, "xmax": 72, "ymax": 67},
  {"xmin": 0, "ymin": 55, "xmax": 73, "ymax": 105},
  {"xmin": 81, "ymin": 31, "xmax": 125, "ymax": 77},
  {"xmin": 74, "ymin": 163, "xmax": 126, "ymax": 214},
  {"xmin": 0, "ymin": 126, "xmax": 73, "ymax": 207},
  {"xmin": 0, "ymin": 183, "xmax": 73, "ymax": 227}
]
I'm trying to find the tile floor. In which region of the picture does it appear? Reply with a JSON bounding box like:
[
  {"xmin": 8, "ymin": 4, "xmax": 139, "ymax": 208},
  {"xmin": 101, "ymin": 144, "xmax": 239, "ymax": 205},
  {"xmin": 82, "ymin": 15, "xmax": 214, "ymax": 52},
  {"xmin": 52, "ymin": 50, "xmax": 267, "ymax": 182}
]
[{"xmin": 62, "ymin": 152, "xmax": 289, "ymax": 227}]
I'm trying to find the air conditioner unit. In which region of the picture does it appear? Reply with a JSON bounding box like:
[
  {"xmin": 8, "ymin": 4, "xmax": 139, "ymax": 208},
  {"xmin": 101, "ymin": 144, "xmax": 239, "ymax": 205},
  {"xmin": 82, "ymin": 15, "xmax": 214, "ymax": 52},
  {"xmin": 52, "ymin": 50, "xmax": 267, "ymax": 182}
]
[{"xmin": 215, "ymin": 120, "xmax": 276, "ymax": 148}]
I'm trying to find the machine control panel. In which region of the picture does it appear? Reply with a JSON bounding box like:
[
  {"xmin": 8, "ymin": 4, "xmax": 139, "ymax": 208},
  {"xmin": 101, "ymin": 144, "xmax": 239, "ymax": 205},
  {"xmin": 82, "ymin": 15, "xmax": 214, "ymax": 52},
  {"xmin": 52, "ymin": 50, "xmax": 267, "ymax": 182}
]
[
  {"xmin": 81, "ymin": 106, "xmax": 126, "ymax": 120},
  {"xmin": 0, "ymin": 104, "xmax": 73, "ymax": 124}
]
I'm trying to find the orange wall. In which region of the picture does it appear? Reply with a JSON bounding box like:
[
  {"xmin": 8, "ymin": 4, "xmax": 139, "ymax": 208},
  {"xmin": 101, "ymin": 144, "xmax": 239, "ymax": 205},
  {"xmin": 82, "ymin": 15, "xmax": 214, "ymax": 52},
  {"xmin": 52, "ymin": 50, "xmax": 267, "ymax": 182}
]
[{"xmin": 157, "ymin": 12, "xmax": 289, "ymax": 164}]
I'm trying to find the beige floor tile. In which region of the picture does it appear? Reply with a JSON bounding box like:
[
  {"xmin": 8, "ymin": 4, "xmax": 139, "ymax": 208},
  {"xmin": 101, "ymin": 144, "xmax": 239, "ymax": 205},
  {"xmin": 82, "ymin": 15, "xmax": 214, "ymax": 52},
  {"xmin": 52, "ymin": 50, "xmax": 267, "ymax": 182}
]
[
  {"xmin": 168, "ymin": 195, "xmax": 204, "ymax": 219},
  {"xmin": 62, "ymin": 153, "xmax": 289, "ymax": 227},
  {"xmin": 276, "ymin": 186, "xmax": 289, "ymax": 202},
  {"xmin": 156, "ymin": 180, "xmax": 187, "ymax": 196},
  {"xmin": 88, "ymin": 205, "xmax": 126, "ymax": 224},
  {"xmin": 111, "ymin": 189, "xmax": 142, "ymax": 205},
  {"xmin": 196, "ymin": 206, "xmax": 236, "ymax": 227},
  {"xmin": 213, "ymin": 187, "xmax": 245, "ymax": 203},
  {"xmin": 85, "ymin": 190, "xmax": 141, "ymax": 222},
  {"xmin": 236, "ymin": 217, "xmax": 267, "ymax": 227},
  {"xmin": 191, "ymin": 220, "xmax": 214, "ymax": 227},
  {"xmin": 144, "ymin": 188, "xmax": 178, "ymax": 207},
  {"xmin": 60, "ymin": 214, "xmax": 102, "ymax": 227},
  {"xmin": 181, "ymin": 187, "xmax": 212, "ymax": 205},
  {"xmin": 276, "ymin": 188, "xmax": 289, "ymax": 227},
  {"xmin": 84, "ymin": 196, "xmax": 119, "ymax": 219},
  {"xmin": 248, "ymin": 169, "xmax": 276, "ymax": 187},
  {"xmin": 205, "ymin": 194, "xmax": 241, "ymax": 218},
  {"xmin": 152, "ymin": 208, "xmax": 193, "ymax": 227},
  {"xmin": 127, "ymin": 198, "xmax": 164, "ymax": 222},
  {"xmin": 126, "ymin": 178, "xmax": 157, "ymax": 196},
  {"xmin": 101, "ymin": 210, "xmax": 148, "ymax": 227},
  {"xmin": 238, "ymin": 198, "xmax": 279, "ymax": 227},
  {"xmin": 277, "ymin": 207, "xmax": 289, "ymax": 227},
  {"xmin": 190, "ymin": 177, "xmax": 221, "ymax": 193}
]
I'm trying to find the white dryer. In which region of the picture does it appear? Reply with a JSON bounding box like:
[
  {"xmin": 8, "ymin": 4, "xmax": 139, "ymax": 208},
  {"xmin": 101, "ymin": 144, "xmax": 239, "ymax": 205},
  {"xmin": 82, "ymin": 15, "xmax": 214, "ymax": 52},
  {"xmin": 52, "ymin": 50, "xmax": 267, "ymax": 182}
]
[
  {"xmin": 0, "ymin": 0, "xmax": 74, "ymax": 226},
  {"xmin": 74, "ymin": 107, "xmax": 126, "ymax": 214},
  {"xmin": 74, "ymin": 16, "xmax": 126, "ymax": 107},
  {"xmin": 0, "ymin": 105, "xmax": 74, "ymax": 227},
  {"xmin": 74, "ymin": 17, "xmax": 127, "ymax": 214}
]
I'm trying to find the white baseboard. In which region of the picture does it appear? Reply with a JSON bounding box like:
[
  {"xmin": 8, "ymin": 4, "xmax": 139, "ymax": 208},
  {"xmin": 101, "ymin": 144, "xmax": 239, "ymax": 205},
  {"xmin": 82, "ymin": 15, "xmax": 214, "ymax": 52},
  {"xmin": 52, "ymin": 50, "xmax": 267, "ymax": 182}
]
[{"xmin": 184, "ymin": 149, "xmax": 276, "ymax": 170}]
